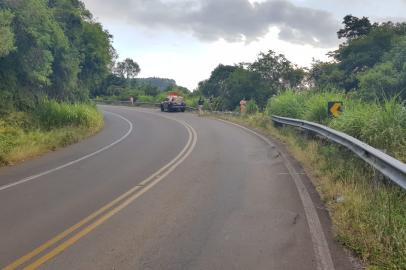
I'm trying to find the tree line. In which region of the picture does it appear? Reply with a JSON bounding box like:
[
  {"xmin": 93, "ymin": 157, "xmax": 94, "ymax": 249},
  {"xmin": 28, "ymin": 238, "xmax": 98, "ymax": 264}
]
[
  {"xmin": 312, "ymin": 15, "xmax": 406, "ymax": 101},
  {"xmin": 196, "ymin": 15, "xmax": 406, "ymax": 111},
  {"xmin": 2, "ymin": 2, "xmax": 404, "ymax": 114},
  {"xmin": 197, "ymin": 51, "xmax": 305, "ymax": 111},
  {"xmin": 92, "ymin": 58, "xmax": 184, "ymax": 99},
  {"xmin": 0, "ymin": 0, "xmax": 118, "ymax": 113}
]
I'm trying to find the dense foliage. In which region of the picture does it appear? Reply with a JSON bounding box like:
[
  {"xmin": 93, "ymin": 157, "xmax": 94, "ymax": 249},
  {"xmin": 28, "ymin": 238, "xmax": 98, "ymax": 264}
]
[
  {"xmin": 311, "ymin": 15, "xmax": 406, "ymax": 100},
  {"xmin": 135, "ymin": 77, "xmax": 176, "ymax": 91},
  {"xmin": 197, "ymin": 51, "xmax": 305, "ymax": 110},
  {"xmin": 196, "ymin": 15, "xmax": 406, "ymax": 111},
  {"xmin": 0, "ymin": 0, "xmax": 115, "ymax": 111}
]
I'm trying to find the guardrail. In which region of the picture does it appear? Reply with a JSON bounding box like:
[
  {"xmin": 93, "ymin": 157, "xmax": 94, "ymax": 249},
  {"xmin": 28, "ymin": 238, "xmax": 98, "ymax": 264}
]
[{"xmin": 271, "ymin": 115, "xmax": 406, "ymax": 190}]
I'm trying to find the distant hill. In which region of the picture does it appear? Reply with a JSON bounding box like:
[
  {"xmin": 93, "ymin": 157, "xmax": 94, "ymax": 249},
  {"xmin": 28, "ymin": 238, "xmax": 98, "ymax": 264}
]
[{"xmin": 135, "ymin": 77, "xmax": 176, "ymax": 90}]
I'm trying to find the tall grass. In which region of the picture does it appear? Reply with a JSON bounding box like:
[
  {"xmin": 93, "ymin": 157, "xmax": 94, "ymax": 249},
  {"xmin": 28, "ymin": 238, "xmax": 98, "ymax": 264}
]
[
  {"xmin": 331, "ymin": 98, "xmax": 406, "ymax": 161},
  {"xmin": 34, "ymin": 100, "xmax": 103, "ymax": 130},
  {"xmin": 265, "ymin": 90, "xmax": 306, "ymax": 119},
  {"xmin": 246, "ymin": 100, "xmax": 258, "ymax": 114},
  {"xmin": 266, "ymin": 90, "xmax": 406, "ymax": 162},
  {"xmin": 0, "ymin": 100, "xmax": 103, "ymax": 166}
]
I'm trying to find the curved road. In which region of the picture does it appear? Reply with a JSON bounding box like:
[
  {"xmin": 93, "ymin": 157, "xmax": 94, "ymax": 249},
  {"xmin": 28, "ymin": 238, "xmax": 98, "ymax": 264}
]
[{"xmin": 0, "ymin": 106, "xmax": 354, "ymax": 269}]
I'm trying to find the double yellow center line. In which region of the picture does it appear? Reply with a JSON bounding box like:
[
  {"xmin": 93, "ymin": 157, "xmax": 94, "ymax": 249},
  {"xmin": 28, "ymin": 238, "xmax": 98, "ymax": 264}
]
[{"xmin": 5, "ymin": 119, "xmax": 197, "ymax": 270}]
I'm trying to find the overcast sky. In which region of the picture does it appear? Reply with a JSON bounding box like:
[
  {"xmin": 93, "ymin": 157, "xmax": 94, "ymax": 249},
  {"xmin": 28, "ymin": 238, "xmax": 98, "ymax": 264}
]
[{"xmin": 82, "ymin": 0, "xmax": 406, "ymax": 90}]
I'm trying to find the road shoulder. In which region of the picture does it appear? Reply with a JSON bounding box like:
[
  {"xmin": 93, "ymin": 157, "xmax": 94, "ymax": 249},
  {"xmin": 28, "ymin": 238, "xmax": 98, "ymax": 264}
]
[{"xmin": 210, "ymin": 115, "xmax": 362, "ymax": 270}]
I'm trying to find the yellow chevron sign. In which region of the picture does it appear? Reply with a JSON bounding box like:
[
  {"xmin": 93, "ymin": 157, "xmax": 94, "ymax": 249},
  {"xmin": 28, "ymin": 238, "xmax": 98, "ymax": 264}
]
[{"xmin": 328, "ymin": 102, "xmax": 343, "ymax": 118}]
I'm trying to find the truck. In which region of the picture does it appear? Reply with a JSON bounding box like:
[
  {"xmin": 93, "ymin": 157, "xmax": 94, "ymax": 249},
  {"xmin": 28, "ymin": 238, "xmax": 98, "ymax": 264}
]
[{"xmin": 160, "ymin": 93, "xmax": 186, "ymax": 112}]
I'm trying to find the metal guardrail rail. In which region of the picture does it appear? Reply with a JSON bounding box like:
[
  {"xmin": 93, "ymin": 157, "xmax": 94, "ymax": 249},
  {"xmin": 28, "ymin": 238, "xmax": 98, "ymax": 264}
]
[{"xmin": 271, "ymin": 115, "xmax": 406, "ymax": 190}]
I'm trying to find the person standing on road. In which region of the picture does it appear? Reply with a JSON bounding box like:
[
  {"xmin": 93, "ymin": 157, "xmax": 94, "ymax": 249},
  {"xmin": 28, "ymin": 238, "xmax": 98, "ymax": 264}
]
[
  {"xmin": 130, "ymin": 96, "xmax": 134, "ymax": 105},
  {"xmin": 198, "ymin": 97, "xmax": 204, "ymax": 114}
]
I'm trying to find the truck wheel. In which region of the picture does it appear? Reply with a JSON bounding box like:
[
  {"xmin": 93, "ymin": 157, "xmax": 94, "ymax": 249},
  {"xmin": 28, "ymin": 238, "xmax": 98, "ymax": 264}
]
[
  {"xmin": 160, "ymin": 105, "xmax": 164, "ymax": 112},
  {"xmin": 181, "ymin": 108, "xmax": 185, "ymax": 112}
]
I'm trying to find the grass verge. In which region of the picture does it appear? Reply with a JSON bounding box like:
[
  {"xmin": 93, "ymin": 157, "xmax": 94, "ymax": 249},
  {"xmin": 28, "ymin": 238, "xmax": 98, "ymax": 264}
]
[
  {"xmin": 266, "ymin": 90, "xmax": 406, "ymax": 162},
  {"xmin": 0, "ymin": 100, "xmax": 103, "ymax": 166},
  {"xmin": 211, "ymin": 113, "xmax": 406, "ymax": 270}
]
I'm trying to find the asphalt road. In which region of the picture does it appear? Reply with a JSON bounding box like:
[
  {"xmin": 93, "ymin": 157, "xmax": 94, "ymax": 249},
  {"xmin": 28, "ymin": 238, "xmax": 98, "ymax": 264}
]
[{"xmin": 0, "ymin": 106, "xmax": 355, "ymax": 270}]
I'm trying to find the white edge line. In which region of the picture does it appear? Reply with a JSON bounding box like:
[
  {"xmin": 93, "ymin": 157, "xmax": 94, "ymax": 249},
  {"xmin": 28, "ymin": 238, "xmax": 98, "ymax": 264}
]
[
  {"xmin": 216, "ymin": 118, "xmax": 335, "ymax": 270},
  {"xmin": 0, "ymin": 111, "xmax": 133, "ymax": 192}
]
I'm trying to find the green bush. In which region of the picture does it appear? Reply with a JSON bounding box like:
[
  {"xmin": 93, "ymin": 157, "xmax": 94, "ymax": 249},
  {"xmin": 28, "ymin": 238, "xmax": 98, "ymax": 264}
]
[
  {"xmin": 137, "ymin": 95, "xmax": 157, "ymax": 103},
  {"xmin": 266, "ymin": 90, "xmax": 306, "ymax": 118},
  {"xmin": 156, "ymin": 92, "xmax": 168, "ymax": 102},
  {"xmin": 184, "ymin": 96, "xmax": 198, "ymax": 108},
  {"xmin": 246, "ymin": 100, "xmax": 258, "ymax": 114},
  {"xmin": 34, "ymin": 100, "xmax": 103, "ymax": 130}
]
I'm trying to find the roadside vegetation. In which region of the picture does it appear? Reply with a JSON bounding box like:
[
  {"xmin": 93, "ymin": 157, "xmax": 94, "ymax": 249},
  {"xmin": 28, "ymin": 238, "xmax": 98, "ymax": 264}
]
[
  {"xmin": 266, "ymin": 90, "xmax": 406, "ymax": 162},
  {"xmin": 0, "ymin": 101, "xmax": 102, "ymax": 166},
  {"xmin": 0, "ymin": 1, "xmax": 114, "ymax": 166}
]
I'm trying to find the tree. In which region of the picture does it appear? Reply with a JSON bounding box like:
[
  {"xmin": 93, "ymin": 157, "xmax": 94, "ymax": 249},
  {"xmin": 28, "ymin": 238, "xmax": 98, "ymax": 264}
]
[
  {"xmin": 142, "ymin": 85, "xmax": 159, "ymax": 96},
  {"xmin": 134, "ymin": 77, "xmax": 176, "ymax": 90},
  {"xmin": 93, "ymin": 74, "xmax": 126, "ymax": 97},
  {"xmin": 0, "ymin": 9, "xmax": 15, "ymax": 57},
  {"xmin": 309, "ymin": 60, "xmax": 346, "ymax": 89},
  {"xmin": 115, "ymin": 58, "xmax": 140, "ymax": 79},
  {"xmin": 0, "ymin": 0, "xmax": 115, "ymax": 107},
  {"xmin": 79, "ymin": 21, "xmax": 115, "ymax": 99},
  {"xmin": 198, "ymin": 66, "xmax": 272, "ymax": 110},
  {"xmin": 357, "ymin": 36, "xmax": 406, "ymax": 100},
  {"xmin": 326, "ymin": 17, "xmax": 406, "ymax": 91},
  {"xmin": 337, "ymin": 15, "xmax": 375, "ymax": 41},
  {"xmin": 198, "ymin": 64, "xmax": 237, "ymax": 97},
  {"xmin": 223, "ymin": 68, "xmax": 270, "ymax": 110},
  {"xmin": 249, "ymin": 50, "xmax": 305, "ymax": 90},
  {"xmin": 198, "ymin": 52, "xmax": 304, "ymax": 110},
  {"xmin": 357, "ymin": 62, "xmax": 400, "ymax": 100}
]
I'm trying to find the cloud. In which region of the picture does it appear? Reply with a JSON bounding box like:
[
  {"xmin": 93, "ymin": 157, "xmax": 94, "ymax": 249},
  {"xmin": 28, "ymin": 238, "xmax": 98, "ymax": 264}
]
[{"xmin": 84, "ymin": 0, "xmax": 340, "ymax": 47}]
